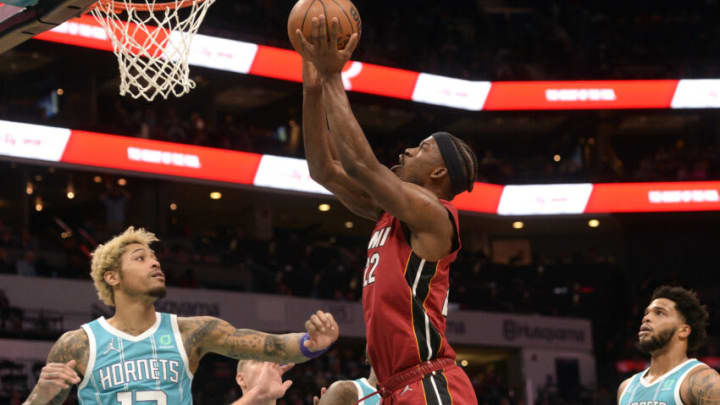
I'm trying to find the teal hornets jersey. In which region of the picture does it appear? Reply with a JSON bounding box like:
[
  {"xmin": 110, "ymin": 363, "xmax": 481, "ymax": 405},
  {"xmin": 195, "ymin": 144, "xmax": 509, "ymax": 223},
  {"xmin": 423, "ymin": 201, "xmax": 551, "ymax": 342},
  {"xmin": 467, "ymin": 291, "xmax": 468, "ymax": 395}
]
[
  {"xmin": 619, "ymin": 359, "xmax": 704, "ymax": 405},
  {"xmin": 78, "ymin": 312, "xmax": 193, "ymax": 405},
  {"xmin": 352, "ymin": 378, "xmax": 381, "ymax": 405}
]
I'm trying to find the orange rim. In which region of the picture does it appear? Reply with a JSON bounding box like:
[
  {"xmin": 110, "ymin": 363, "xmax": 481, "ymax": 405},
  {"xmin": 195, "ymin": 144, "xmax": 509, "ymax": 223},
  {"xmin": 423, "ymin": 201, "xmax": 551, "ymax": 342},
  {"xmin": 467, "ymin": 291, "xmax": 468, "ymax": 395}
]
[{"xmin": 91, "ymin": 0, "xmax": 208, "ymax": 12}]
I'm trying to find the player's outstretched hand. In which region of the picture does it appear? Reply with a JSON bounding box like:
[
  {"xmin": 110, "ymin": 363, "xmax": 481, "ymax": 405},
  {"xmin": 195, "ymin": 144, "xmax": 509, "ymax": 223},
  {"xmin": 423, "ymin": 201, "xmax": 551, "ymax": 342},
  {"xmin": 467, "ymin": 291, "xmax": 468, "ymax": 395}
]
[
  {"xmin": 295, "ymin": 14, "xmax": 359, "ymax": 76},
  {"xmin": 304, "ymin": 310, "xmax": 339, "ymax": 351},
  {"xmin": 313, "ymin": 387, "xmax": 328, "ymax": 405},
  {"xmin": 29, "ymin": 360, "xmax": 81, "ymax": 402},
  {"xmin": 247, "ymin": 363, "xmax": 294, "ymax": 401}
]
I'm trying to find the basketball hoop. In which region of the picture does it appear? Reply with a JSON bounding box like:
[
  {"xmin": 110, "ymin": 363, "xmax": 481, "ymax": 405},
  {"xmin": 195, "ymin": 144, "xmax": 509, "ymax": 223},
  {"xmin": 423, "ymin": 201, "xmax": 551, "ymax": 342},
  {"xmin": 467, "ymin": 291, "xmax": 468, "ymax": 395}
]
[{"xmin": 89, "ymin": 0, "xmax": 215, "ymax": 101}]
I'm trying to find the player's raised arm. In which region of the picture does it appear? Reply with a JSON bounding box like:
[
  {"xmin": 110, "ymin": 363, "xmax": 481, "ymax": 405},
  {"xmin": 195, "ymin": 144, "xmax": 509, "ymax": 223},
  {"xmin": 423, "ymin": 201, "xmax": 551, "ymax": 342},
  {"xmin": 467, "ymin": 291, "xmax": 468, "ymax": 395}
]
[
  {"xmin": 23, "ymin": 329, "xmax": 88, "ymax": 405},
  {"xmin": 179, "ymin": 311, "xmax": 338, "ymax": 370},
  {"xmin": 297, "ymin": 16, "xmax": 474, "ymax": 259},
  {"xmin": 296, "ymin": 40, "xmax": 380, "ymax": 220}
]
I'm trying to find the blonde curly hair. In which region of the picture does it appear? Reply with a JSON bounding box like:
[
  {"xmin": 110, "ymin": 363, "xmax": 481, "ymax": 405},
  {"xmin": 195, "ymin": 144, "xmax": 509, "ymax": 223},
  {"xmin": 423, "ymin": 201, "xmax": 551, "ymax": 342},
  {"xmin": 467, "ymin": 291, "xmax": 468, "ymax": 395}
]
[{"xmin": 90, "ymin": 226, "xmax": 159, "ymax": 306}]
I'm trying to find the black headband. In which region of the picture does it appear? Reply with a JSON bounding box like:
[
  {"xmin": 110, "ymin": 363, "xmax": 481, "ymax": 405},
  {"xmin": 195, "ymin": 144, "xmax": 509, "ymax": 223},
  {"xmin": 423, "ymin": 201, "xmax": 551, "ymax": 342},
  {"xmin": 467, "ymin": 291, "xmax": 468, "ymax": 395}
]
[{"xmin": 432, "ymin": 132, "xmax": 468, "ymax": 196}]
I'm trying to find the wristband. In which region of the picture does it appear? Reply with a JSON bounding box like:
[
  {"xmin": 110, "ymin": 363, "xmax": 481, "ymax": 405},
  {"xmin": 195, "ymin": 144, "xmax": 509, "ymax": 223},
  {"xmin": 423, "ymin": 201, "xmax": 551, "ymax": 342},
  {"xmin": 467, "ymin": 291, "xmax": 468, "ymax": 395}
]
[{"xmin": 299, "ymin": 333, "xmax": 328, "ymax": 359}]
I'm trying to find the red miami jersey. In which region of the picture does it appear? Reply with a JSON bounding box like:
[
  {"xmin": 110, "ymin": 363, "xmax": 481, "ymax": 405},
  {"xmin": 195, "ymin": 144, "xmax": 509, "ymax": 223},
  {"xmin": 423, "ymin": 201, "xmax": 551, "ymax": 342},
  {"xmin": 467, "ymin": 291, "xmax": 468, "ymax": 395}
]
[{"xmin": 362, "ymin": 199, "xmax": 461, "ymax": 384}]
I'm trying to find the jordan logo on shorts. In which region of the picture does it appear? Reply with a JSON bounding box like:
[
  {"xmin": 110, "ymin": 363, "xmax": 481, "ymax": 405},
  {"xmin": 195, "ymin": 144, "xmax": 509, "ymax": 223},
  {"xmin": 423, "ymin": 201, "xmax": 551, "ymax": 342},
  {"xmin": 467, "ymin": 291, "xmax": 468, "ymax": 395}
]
[{"xmin": 400, "ymin": 385, "xmax": 413, "ymax": 395}]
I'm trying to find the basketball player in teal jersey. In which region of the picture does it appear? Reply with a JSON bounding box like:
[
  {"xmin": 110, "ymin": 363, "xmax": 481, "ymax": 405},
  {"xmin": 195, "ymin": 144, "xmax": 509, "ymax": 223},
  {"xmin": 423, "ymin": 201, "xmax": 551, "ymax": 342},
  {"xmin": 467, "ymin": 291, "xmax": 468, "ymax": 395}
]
[
  {"xmin": 618, "ymin": 286, "xmax": 720, "ymax": 405},
  {"xmin": 23, "ymin": 227, "xmax": 339, "ymax": 405}
]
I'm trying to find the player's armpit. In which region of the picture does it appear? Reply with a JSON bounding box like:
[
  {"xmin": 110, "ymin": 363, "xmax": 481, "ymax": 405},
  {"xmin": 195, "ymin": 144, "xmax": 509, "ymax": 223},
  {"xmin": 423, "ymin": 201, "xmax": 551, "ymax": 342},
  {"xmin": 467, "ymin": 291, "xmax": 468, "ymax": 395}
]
[
  {"xmin": 317, "ymin": 381, "xmax": 360, "ymax": 405},
  {"xmin": 179, "ymin": 317, "xmax": 308, "ymax": 368},
  {"xmin": 682, "ymin": 366, "xmax": 720, "ymax": 405}
]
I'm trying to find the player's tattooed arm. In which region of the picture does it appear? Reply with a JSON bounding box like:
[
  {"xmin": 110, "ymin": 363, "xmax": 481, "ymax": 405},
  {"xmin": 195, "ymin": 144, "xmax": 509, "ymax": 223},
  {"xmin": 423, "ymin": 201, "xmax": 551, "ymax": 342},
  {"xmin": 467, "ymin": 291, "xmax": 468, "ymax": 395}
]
[
  {"xmin": 682, "ymin": 366, "xmax": 720, "ymax": 405},
  {"xmin": 179, "ymin": 312, "xmax": 339, "ymax": 371},
  {"xmin": 23, "ymin": 329, "xmax": 88, "ymax": 405}
]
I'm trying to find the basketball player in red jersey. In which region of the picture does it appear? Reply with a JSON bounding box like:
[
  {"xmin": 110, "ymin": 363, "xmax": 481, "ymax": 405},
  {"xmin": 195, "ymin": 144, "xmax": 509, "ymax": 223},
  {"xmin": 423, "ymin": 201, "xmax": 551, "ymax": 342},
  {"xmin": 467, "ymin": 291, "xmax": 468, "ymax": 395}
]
[{"xmin": 296, "ymin": 16, "xmax": 479, "ymax": 405}]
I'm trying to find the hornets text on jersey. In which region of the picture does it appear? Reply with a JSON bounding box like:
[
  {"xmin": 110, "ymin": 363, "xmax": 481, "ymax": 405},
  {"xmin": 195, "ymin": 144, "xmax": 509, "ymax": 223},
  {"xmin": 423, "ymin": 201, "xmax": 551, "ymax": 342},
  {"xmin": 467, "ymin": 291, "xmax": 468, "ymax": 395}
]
[{"xmin": 78, "ymin": 312, "xmax": 193, "ymax": 405}]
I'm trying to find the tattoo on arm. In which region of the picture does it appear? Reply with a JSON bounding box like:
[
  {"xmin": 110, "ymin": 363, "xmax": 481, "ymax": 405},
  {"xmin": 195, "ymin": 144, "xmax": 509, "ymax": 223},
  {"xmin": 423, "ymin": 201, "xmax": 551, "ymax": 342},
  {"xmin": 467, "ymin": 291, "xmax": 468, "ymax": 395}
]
[
  {"xmin": 25, "ymin": 330, "xmax": 88, "ymax": 405},
  {"xmin": 48, "ymin": 390, "xmax": 72, "ymax": 405},
  {"xmin": 47, "ymin": 329, "xmax": 89, "ymax": 366},
  {"xmin": 185, "ymin": 317, "xmax": 220, "ymax": 352},
  {"xmin": 222, "ymin": 328, "xmax": 296, "ymax": 362},
  {"xmin": 684, "ymin": 367, "xmax": 720, "ymax": 405},
  {"xmin": 182, "ymin": 317, "xmax": 307, "ymax": 364},
  {"xmin": 263, "ymin": 334, "xmax": 286, "ymax": 358}
]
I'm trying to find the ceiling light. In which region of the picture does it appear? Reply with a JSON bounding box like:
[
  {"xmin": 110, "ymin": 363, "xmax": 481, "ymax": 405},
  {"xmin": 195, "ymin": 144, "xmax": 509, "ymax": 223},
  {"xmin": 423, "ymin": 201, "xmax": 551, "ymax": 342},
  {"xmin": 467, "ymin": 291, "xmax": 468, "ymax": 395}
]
[
  {"xmin": 66, "ymin": 182, "xmax": 75, "ymax": 199},
  {"xmin": 93, "ymin": 176, "xmax": 102, "ymax": 183},
  {"xmin": 117, "ymin": 178, "xmax": 127, "ymax": 186},
  {"xmin": 318, "ymin": 203, "xmax": 331, "ymax": 212},
  {"xmin": 344, "ymin": 221, "xmax": 354, "ymax": 229},
  {"xmin": 588, "ymin": 219, "xmax": 600, "ymax": 228},
  {"xmin": 553, "ymin": 154, "xmax": 562, "ymax": 162},
  {"xmin": 512, "ymin": 221, "xmax": 524, "ymax": 230},
  {"xmin": 170, "ymin": 203, "xmax": 178, "ymax": 211},
  {"xmin": 210, "ymin": 192, "xmax": 222, "ymax": 200},
  {"xmin": 460, "ymin": 360, "xmax": 469, "ymax": 367}
]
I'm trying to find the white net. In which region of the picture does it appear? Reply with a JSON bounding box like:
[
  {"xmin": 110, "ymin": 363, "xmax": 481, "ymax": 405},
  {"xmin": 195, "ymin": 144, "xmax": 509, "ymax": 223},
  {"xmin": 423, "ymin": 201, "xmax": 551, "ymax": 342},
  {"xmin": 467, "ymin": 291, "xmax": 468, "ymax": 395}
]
[{"xmin": 90, "ymin": 0, "xmax": 215, "ymax": 101}]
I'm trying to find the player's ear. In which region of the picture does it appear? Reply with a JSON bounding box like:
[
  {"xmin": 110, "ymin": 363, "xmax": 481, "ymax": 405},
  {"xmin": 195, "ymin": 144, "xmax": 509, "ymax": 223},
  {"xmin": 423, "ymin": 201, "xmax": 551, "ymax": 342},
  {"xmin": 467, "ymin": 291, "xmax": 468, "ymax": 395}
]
[
  {"xmin": 236, "ymin": 373, "xmax": 246, "ymax": 390},
  {"xmin": 678, "ymin": 324, "xmax": 691, "ymax": 340},
  {"xmin": 430, "ymin": 166, "xmax": 447, "ymax": 180},
  {"xmin": 104, "ymin": 269, "xmax": 121, "ymax": 287}
]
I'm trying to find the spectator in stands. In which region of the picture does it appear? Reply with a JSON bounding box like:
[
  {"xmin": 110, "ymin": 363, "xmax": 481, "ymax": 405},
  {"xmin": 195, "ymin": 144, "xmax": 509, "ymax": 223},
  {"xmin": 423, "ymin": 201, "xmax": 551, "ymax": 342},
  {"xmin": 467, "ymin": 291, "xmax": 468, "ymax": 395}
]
[{"xmin": 100, "ymin": 182, "xmax": 131, "ymax": 234}]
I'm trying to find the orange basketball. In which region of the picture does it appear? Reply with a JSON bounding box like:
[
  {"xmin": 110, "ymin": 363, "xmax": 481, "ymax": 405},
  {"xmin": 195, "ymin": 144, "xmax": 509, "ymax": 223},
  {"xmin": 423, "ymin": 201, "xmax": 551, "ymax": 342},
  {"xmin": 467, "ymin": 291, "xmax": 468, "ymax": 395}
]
[{"xmin": 287, "ymin": 0, "xmax": 361, "ymax": 53}]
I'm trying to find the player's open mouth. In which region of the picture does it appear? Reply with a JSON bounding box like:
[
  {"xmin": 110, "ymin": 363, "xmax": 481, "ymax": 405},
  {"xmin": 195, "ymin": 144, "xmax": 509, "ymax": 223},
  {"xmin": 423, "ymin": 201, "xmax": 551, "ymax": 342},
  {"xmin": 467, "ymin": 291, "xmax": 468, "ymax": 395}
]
[
  {"xmin": 391, "ymin": 155, "xmax": 404, "ymax": 171},
  {"xmin": 151, "ymin": 271, "xmax": 165, "ymax": 281}
]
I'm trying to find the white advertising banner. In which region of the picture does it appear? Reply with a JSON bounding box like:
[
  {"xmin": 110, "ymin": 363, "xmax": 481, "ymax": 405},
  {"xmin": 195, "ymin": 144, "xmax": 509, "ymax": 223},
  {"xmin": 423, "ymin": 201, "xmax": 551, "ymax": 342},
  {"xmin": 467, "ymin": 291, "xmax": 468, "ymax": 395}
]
[
  {"xmin": 497, "ymin": 184, "xmax": 594, "ymax": 215},
  {"xmin": 1, "ymin": 275, "xmax": 591, "ymax": 351},
  {"xmin": 254, "ymin": 155, "xmax": 332, "ymax": 195},
  {"xmin": 0, "ymin": 120, "xmax": 70, "ymax": 162}
]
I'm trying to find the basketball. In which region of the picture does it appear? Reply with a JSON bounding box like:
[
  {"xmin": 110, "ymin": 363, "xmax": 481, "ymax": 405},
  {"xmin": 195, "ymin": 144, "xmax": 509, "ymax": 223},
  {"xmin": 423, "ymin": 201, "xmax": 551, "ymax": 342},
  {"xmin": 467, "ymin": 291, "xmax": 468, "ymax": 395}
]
[{"xmin": 287, "ymin": 0, "xmax": 362, "ymax": 53}]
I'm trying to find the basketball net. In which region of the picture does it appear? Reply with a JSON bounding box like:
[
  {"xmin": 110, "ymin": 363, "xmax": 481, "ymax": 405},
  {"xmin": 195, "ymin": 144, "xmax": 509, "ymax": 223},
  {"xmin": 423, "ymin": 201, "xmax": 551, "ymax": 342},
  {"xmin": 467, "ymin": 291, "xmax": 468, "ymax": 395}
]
[{"xmin": 89, "ymin": 0, "xmax": 215, "ymax": 101}]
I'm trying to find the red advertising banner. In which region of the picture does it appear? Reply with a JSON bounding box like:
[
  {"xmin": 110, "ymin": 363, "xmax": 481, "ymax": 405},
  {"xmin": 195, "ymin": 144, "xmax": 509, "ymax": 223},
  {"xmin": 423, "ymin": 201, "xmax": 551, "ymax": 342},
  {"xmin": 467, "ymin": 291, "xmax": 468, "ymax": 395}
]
[{"xmin": 61, "ymin": 130, "xmax": 262, "ymax": 185}]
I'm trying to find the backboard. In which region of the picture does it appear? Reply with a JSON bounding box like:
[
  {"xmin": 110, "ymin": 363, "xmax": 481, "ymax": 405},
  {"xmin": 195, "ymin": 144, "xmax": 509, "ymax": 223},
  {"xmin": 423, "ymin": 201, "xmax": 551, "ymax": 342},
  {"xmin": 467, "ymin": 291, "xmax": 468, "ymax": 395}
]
[{"xmin": 0, "ymin": 0, "xmax": 96, "ymax": 54}]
